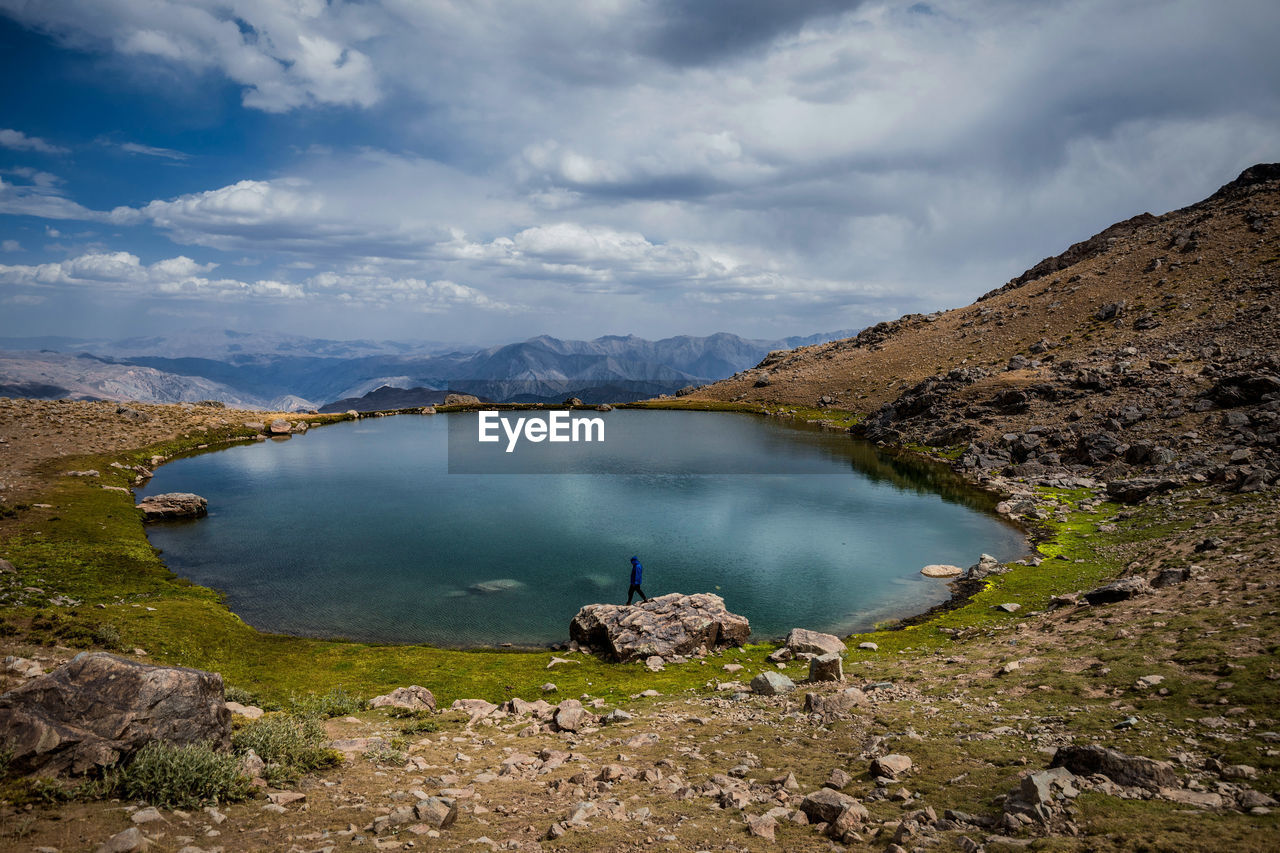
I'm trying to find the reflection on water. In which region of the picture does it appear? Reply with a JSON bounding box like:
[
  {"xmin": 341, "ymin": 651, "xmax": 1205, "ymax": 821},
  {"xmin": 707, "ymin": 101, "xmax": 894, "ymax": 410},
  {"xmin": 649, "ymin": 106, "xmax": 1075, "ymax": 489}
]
[{"xmin": 138, "ymin": 411, "xmax": 1025, "ymax": 646}]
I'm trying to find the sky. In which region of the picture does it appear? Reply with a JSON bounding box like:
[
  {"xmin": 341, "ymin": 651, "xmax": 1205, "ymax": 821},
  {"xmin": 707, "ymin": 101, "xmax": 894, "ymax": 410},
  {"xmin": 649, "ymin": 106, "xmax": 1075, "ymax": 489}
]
[{"xmin": 0, "ymin": 0, "xmax": 1277, "ymax": 347}]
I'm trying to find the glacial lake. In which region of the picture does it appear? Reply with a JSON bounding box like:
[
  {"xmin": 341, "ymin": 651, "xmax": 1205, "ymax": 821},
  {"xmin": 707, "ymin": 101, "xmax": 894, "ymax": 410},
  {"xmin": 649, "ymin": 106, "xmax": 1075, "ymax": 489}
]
[{"xmin": 137, "ymin": 411, "xmax": 1026, "ymax": 646}]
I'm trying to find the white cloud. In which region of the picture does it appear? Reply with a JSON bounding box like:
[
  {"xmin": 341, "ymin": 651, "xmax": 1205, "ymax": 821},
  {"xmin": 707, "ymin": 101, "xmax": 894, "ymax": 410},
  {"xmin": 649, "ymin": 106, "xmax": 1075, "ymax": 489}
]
[
  {"xmin": 140, "ymin": 179, "xmax": 323, "ymax": 229},
  {"xmin": 122, "ymin": 176, "xmax": 449, "ymax": 254},
  {"xmin": 0, "ymin": 251, "xmax": 302, "ymax": 300},
  {"xmin": 0, "ymin": 0, "xmax": 381, "ymax": 113},
  {"xmin": 119, "ymin": 141, "xmax": 190, "ymax": 160},
  {"xmin": 308, "ymin": 272, "xmax": 513, "ymax": 312},
  {"xmin": 0, "ymin": 175, "xmax": 115, "ymax": 222},
  {"xmin": 1, "ymin": 239, "xmax": 21, "ymax": 252},
  {"xmin": 0, "ymin": 248, "xmax": 519, "ymax": 313},
  {"xmin": 0, "ymin": 129, "xmax": 68, "ymax": 154}
]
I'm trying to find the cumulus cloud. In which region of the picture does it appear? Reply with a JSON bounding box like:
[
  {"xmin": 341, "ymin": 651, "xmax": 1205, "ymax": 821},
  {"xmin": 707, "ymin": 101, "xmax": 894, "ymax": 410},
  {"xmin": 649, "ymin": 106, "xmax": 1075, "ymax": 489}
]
[
  {"xmin": 440, "ymin": 221, "xmax": 888, "ymax": 310},
  {"xmin": 0, "ymin": 0, "xmax": 381, "ymax": 112},
  {"xmin": 0, "ymin": 251, "xmax": 302, "ymax": 300},
  {"xmin": 308, "ymin": 272, "xmax": 514, "ymax": 312},
  {"xmin": 0, "ymin": 247, "xmax": 520, "ymax": 313},
  {"xmin": 0, "ymin": 129, "xmax": 68, "ymax": 154},
  {"xmin": 124, "ymin": 177, "xmax": 450, "ymax": 255},
  {"xmin": 1, "ymin": 239, "xmax": 22, "ymax": 252}
]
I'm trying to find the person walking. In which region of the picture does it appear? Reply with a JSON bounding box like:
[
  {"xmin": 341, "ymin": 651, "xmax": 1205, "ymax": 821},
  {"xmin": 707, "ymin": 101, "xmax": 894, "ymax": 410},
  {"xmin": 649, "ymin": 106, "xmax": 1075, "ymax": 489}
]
[{"xmin": 627, "ymin": 556, "xmax": 649, "ymax": 605}]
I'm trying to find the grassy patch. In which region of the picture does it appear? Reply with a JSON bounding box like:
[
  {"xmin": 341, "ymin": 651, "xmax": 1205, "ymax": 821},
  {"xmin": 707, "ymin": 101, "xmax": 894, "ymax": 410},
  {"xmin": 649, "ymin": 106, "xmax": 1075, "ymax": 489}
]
[{"xmin": 289, "ymin": 687, "xmax": 364, "ymax": 719}]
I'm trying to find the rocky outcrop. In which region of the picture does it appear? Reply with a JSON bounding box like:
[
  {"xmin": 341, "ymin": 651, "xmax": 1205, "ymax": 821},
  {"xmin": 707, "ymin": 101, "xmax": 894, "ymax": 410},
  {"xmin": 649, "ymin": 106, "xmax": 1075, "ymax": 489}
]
[
  {"xmin": 569, "ymin": 593, "xmax": 750, "ymax": 661},
  {"xmin": 1084, "ymin": 576, "xmax": 1152, "ymax": 605},
  {"xmin": 136, "ymin": 492, "xmax": 207, "ymax": 521},
  {"xmin": 1106, "ymin": 477, "xmax": 1181, "ymax": 504},
  {"xmin": 1049, "ymin": 744, "xmax": 1178, "ymax": 790},
  {"xmin": 0, "ymin": 652, "xmax": 231, "ymax": 776},
  {"xmin": 369, "ymin": 685, "xmax": 436, "ymax": 712}
]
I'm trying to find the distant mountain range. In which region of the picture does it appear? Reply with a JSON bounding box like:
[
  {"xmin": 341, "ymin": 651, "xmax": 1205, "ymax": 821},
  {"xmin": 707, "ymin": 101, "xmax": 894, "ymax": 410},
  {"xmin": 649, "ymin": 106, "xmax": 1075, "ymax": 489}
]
[{"xmin": 0, "ymin": 327, "xmax": 857, "ymax": 409}]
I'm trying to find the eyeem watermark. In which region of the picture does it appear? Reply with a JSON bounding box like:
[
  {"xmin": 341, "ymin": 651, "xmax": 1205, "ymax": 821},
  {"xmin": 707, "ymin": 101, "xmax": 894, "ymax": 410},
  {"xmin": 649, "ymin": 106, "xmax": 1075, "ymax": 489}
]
[{"xmin": 477, "ymin": 410, "xmax": 605, "ymax": 453}]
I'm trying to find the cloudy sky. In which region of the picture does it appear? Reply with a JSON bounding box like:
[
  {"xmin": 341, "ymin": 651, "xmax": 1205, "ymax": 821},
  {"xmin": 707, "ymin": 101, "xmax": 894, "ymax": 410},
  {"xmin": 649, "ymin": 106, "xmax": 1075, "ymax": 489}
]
[{"xmin": 1, "ymin": 0, "xmax": 1277, "ymax": 346}]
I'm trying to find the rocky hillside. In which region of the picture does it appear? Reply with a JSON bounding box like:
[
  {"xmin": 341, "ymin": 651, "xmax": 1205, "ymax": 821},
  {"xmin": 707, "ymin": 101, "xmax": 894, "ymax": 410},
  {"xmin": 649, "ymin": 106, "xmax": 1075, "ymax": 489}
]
[
  {"xmin": 0, "ymin": 351, "xmax": 262, "ymax": 409},
  {"xmin": 690, "ymin": 164, "xmax": 1279, "ymax": 500}
]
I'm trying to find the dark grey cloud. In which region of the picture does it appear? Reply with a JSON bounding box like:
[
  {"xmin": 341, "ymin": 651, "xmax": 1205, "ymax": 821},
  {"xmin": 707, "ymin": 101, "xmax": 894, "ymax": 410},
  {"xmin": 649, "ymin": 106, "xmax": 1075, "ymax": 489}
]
[{"xmin": 640, "ymin": 0, "xmax": 861, "ymax": 66}]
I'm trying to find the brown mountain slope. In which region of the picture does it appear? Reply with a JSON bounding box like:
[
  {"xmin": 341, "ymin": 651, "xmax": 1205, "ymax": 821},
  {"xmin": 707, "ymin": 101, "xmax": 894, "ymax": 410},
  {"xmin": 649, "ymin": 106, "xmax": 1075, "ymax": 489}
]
[{"xmin": 687, "ymin": 164, "xmax": 1279, "ymax": 493}]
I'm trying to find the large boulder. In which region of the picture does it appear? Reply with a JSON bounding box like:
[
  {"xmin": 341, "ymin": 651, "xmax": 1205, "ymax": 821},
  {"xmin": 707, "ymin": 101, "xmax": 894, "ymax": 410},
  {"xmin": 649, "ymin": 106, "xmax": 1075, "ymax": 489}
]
[
  {"xmin": 569, "ymin": 593, "xmax": 750, "ymax": 661},
  {"xmin": 1208, "ymin": 372, "xmax": 1280, "ymax": 407},
  {"xmin": 1084, "ymin": 576, "xmax": 1152, "ymax": 605},
  {"xmin": 808, "ymin": 653, "xmax": 844, "ymax": 682},
  {"xmin": 784, "ymin": 628, "xmax": 845, "ymax": 657},
  {"xmin": 750, "ymin": 671, "xmax": 796, "ymax": 696},
  {"xmin": 1106, "ymin": 478, "xmax": 1181, "ymax": 504},
  {"xmin": 0, "ymin": 652, "xmax": 231, "ymax": 776},
  {"xmin": 800, "ymin": 787, "xmax": 860, "ymax": 823},
  {"xmin": 136, "ymin": 493, "xmax": 207, "ymax": 521},
  {"xmin": 1049, "ymin": 744, "xmax": 1178, "ymax": 790}
]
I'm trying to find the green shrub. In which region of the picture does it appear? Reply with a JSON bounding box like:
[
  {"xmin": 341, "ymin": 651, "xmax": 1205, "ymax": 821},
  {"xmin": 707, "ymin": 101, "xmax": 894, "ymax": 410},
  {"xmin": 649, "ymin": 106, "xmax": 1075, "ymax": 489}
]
[
  {"xmin": 399, "ymin": 717, "xmax": 439, "ymax": 735},
  {"xmin": 231, "ymin": 714, "xmax": 340, "ymax": 784},
  {"xmin": 105, "ymin": 741, "xmax": 250, "ymax": 808},
  {"xmin": 288, "ymin": 687, "xmax": 363, "ymax": 719}
]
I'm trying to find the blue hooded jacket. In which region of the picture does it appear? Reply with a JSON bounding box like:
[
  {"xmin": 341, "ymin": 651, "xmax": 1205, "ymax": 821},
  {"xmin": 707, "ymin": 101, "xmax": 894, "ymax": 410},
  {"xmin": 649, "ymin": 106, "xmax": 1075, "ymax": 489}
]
[{"xmin": 629, "ymin": 557, "xmax": 642, "ymax": 586}]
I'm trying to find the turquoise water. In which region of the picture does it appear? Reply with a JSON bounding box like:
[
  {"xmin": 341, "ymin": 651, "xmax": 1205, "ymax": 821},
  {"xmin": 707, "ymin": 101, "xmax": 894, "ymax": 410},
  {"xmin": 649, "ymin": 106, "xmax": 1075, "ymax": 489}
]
[{"xmin": 137, "ymin": 411, "xmax": 1025, "ymax": 646}]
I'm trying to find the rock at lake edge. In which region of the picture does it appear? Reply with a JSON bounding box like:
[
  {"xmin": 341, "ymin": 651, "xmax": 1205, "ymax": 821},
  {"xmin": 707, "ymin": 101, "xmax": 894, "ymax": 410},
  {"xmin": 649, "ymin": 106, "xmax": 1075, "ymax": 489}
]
[
  {"xmin": 920, "ymin": 563, "xmax": 963, "ymax": 578},
  {"xmin": 569, "ymin": 593, "xmax": 749, "ymax": 661},
  {"xmin": 0, "ymin": 652, "xmax": 230, "ymax": 776},
  {"xmin": 136, "ymin": 492, "xmax": 208, "ymax": 521}
]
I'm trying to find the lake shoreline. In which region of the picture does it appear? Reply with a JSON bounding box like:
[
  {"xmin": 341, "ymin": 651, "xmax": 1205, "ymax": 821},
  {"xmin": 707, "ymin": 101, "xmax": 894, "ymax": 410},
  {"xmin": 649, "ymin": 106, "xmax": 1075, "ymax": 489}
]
[{"xmin": 133, "ymin": 405, "xmax": 1031, "ymax": 650}]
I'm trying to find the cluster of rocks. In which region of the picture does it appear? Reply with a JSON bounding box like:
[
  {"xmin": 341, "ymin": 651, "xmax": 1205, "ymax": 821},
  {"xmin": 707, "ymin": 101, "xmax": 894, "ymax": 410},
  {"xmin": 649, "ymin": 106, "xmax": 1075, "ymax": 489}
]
[
  {"xmin": 857, "ymin": 338, "xmax": 1279, "ymax": 501},
  {"xmin": 997, "ymin": 744, "xmax": 1277, "ymax": 833},
  {"xmin": 242, "ymin": 417, "xmax": 310, "ymax": 436}
]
